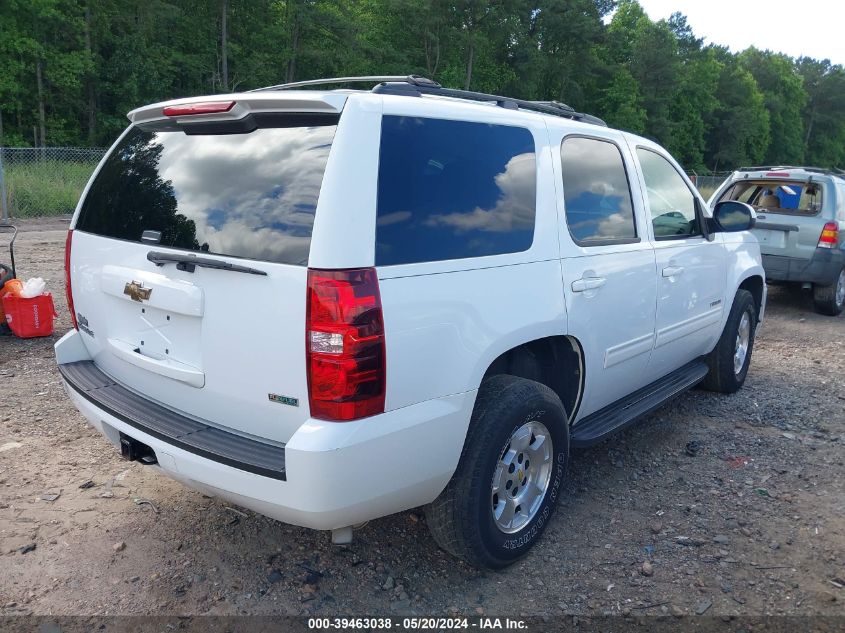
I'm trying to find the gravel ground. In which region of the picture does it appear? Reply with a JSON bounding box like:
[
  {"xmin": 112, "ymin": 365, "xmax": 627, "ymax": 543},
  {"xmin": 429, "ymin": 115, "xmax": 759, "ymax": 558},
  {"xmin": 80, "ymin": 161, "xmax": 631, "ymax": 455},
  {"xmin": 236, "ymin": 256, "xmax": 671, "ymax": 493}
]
[{"xmin": 0, "ymin": 218, "xmax": 843, "ymax": 617}]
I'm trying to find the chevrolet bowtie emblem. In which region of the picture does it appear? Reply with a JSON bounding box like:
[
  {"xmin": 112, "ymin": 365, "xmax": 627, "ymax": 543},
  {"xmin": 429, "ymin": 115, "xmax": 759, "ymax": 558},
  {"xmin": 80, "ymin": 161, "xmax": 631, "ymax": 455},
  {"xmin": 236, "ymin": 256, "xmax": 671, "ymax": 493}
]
[{"xmin": 124, "ymin": 280, "xmax": 152, "ymax": 302}]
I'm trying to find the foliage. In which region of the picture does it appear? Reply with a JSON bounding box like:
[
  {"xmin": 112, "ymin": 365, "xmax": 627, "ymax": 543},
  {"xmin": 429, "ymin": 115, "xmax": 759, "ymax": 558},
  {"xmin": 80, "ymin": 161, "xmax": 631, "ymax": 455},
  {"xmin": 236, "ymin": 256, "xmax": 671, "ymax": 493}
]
[
  {"xmin": 4, "ymin": 158, "xmax": 101, "ymax": 217},
  {"xmin": 740, "ymin": 48, "xmax": 806, "ymax": 165},
  {"xmin": 705, "ymin": 48, "xmax": 770, "ymax": 171},
  {"xmin": 0, "ymin": 0, "xmax": 843, "ymax": 170}
]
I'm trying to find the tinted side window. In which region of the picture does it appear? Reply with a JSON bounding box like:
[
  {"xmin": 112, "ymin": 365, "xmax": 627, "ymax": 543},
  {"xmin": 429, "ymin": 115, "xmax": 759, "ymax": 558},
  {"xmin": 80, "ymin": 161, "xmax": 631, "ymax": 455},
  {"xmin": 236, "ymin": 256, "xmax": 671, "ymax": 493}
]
[
  {"xmin": 376, "ymin": 116, "xmax": 536, "ymax": 266},
  {"xmin": 560, "ymin": 137, "xmax": 637, "ymax": 243},
  {"xmin": 636, "ymin": 148, "xmax": 701, "ymax": 239}
]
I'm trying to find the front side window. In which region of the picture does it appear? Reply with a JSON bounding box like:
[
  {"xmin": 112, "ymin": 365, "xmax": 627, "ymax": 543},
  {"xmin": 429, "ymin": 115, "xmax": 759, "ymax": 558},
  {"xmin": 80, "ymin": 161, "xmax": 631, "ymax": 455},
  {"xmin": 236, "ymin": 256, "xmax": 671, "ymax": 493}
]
[
  {"xmin": 637, "ymin": 148, "xmax": 701, "ymax": 239},
  {"xmin": 560, "ymin": 136, "xmax": 637, "ymax": 244},
  {"xmin": 376, "ymin": 116, "xmax": 537, "ymax": 266}
]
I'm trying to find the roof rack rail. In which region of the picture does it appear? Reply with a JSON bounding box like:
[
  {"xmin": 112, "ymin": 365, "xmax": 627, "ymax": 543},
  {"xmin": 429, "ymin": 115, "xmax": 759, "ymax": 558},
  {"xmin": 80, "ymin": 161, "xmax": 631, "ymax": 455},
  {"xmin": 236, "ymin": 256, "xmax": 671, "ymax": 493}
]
[
  {"xmin": 372, "ymin": 80, "xmax": 607, "ymax": 126},
  {"xmin": 738, "ymin": 165, "xmax": 845, "ymax": 177},
  {"xmin": 529, "ymin": 100, "xmax": 577, "ymax": 113},
  {"xmin": 738, "ymin": 165, "xmax": 803, "ymax": 171},
  {"xmin": 250, "ymin": 74, "xmax": 606, "ymax": 126},
  {"xmin": 249, "ymin": 75, "xmax": 441, "ymax": 93}
]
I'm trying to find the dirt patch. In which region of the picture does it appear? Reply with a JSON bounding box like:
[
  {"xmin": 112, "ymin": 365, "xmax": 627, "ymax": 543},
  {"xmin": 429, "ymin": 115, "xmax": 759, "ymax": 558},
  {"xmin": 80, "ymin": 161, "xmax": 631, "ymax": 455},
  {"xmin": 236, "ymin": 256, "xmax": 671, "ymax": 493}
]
[{"xmin": 0, "ymin": 228, "xmax": 843, "ymax": 617}]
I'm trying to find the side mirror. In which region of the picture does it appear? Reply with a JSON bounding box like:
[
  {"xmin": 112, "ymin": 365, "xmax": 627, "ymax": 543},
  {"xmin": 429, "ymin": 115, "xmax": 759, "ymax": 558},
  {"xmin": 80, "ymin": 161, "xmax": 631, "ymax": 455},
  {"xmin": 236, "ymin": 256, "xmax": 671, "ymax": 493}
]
[{"xmin": 712, "ymin": 201, "xmax": 756, "ymax": 232}]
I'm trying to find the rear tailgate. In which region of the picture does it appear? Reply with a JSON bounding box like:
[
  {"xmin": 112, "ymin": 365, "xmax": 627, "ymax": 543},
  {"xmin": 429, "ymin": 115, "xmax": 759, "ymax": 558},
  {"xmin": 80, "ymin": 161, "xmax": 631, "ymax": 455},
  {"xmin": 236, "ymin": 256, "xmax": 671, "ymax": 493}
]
[
  {"xmin": 715, "ymin": 174, "xmax": 831, "ymax": 259},
  {"xmin": 755, "ymin": 205, "xmax": 828, "ymax": 259},
  {"xmin": 67, "ymin": 95, "xmax": 344, "ymax": 444}
]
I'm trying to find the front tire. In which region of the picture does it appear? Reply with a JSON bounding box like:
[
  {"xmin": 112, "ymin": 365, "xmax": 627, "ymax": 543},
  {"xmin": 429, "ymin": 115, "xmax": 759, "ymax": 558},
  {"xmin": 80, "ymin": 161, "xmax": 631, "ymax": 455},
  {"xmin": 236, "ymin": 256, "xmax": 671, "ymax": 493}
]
[
  {"xmin": 813, "ymin": 267, "xmax": 845, "ymax": 316},
  {"xmin": 425, "ymin": 375, "xmax": 569, "ymax": 569},
  {"xmin": 702, "ymin": 289, "xmax": 757, "ymax": 394}
]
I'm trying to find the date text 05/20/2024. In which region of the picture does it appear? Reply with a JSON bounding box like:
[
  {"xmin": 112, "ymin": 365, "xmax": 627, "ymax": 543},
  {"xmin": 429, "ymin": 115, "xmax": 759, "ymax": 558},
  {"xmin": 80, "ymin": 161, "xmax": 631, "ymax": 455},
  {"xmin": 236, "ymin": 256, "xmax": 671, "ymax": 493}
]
[{"xmin": 307, "ymin": 617, "xmax": 528, "ymax": 630}]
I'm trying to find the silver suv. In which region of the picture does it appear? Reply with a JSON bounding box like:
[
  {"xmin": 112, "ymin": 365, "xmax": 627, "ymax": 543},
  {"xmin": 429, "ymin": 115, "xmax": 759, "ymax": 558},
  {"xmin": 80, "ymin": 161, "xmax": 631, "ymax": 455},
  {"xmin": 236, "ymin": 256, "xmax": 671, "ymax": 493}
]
[{"xmin": 710, "ymin": 167, "xmax": 845, "ymax": 315}]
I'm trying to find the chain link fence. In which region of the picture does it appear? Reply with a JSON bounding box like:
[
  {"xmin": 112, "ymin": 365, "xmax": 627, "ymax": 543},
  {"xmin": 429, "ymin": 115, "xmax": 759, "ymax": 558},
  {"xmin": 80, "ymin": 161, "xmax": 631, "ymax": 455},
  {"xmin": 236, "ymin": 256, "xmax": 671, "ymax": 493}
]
[
  {"xmin": 687, "ymin": 171, "xmax": 732, "ymax": 200},
  {"xmin": 0, "ymin": 147, "xmax": 106, "ymax": 220}
]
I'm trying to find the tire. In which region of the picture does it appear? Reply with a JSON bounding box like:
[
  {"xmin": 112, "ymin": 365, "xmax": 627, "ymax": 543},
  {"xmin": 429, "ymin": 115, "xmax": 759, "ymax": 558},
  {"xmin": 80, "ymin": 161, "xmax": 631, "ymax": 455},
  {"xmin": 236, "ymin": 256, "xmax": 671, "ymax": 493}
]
[
  {"xmin": 812, "ymin": 267, "xmax": 845, "ymax": 316},
  {"xmin": 702, "ymin": 289, "xmax": 757, "ymax": 394},
  {"xmin": 425, "ymin": 375, "xmax": 569, "ymax": 569}
]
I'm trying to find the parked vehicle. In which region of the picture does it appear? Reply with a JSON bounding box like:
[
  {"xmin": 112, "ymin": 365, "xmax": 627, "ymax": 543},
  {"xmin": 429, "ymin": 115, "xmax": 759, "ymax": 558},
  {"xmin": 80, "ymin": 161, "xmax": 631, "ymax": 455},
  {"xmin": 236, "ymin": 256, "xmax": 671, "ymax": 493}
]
[
  {"xmin": 55, "ymin": 76, "xmax": 765, "ymax": 569},
  {"xmin": 710, "ymin": 166, "xmax": 845, "ymax": 315}
]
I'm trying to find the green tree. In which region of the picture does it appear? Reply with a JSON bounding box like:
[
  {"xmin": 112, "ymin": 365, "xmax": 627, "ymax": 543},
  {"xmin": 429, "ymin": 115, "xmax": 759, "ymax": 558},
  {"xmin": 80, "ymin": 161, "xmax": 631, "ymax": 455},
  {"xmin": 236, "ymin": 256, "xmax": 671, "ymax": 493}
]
[
  {"xmin": 598, "ymin": 66, "xmax": 646, "ymax": 132},
  {"xmin": 740, "ymin": 48, "xmax": 807, "ymax": 165},
  {"xmin": 0, "ymin": 0, "xmax": 40, "ymax": 145},
  {"xmin": 797, "ymin": 58, "xmax": 845, "ymax": 168},
  {"xmin": 1, "ymin": 0, "xmax": 842, "ymax": 171},
  {"xmin": 519, "ymin": 0, "xmax": 611, "ymax": 107},
  {"xmin": 606, "ymin": 1, "xmax": 681, "ymax": 146},
  {"xmin": 705, "ymin": 48, "xmax": 770, "ymax": 171},
  {"xmin": 665, "ymin": 13, "xmax": 719, "ymax": 170}
]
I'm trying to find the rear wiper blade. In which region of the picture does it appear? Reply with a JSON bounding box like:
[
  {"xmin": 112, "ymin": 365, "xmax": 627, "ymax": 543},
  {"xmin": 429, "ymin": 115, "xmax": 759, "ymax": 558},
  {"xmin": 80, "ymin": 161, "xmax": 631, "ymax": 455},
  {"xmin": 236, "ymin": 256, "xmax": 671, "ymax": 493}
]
[{"xmin": 147, "ymin": 251, "xmax": 267, "ymax": 276}]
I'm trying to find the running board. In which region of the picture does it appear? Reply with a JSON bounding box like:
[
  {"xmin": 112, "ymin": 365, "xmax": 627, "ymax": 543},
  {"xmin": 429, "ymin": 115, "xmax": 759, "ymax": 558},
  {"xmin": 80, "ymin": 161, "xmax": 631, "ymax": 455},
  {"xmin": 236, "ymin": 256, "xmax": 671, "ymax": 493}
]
[{"xmin": 570, "ymin": 360, "xmax": 709, "ymax": 447}]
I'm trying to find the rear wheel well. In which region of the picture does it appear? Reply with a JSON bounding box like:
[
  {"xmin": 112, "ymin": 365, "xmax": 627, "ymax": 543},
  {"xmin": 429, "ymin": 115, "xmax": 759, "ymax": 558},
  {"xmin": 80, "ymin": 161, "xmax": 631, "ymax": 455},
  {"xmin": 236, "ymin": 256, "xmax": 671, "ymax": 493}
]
[
  {"xmin": 739, "ymin": 275, "xmax": 764, "ymax": 319},
  {"xmin": 481, "ymin": 336, "xmax": 584, "ymax": 423}
]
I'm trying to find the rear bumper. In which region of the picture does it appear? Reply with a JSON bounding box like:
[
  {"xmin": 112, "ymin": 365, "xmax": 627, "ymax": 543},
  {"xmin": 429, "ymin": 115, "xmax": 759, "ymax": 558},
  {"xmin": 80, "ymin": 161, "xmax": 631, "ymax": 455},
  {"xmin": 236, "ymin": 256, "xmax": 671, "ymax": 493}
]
[
  {"xmin": 55, "ymin": 330, "xmax": 474, "ymax": 531},
  {"xmin": 59, "ymin": 359, "xmax": 288, "ymax": 480},
  {"xmin": 762, "ymin": 248, "xmax": 844, "ymax": 285}
]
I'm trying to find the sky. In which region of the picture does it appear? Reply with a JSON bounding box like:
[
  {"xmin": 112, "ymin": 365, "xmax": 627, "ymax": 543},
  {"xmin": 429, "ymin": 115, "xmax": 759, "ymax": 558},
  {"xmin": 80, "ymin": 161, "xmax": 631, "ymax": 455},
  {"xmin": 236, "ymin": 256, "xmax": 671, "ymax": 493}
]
[{"xmin": 636, "ymin": 0, "xmax": 845, "ymax": 66}]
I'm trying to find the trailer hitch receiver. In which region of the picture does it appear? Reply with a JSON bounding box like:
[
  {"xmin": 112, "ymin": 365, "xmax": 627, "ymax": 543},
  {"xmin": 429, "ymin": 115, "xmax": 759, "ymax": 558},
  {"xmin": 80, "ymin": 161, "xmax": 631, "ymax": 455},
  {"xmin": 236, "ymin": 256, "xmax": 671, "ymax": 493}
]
[{"xmin": 119, "ymin": 432, "xmax": 157, "ymax": 464}]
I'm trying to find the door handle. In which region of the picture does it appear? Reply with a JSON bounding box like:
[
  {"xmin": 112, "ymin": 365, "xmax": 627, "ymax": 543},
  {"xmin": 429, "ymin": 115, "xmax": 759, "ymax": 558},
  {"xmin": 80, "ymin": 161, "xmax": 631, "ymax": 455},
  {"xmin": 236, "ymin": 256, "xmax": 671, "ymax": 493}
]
[
  {"xmin": 662, "ymin": 266, "xmax": 685, "ymax": 277},
  {"xmin": 571, "ymin": 277, "xmax": 606, "ymax": 292}
]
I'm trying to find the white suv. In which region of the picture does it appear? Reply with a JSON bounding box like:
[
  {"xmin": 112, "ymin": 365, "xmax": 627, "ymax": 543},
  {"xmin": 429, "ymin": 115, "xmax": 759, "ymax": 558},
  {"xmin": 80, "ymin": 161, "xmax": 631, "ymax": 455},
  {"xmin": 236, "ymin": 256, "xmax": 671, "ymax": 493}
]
[{"xmin": 56, "ymin": 76, "xmax": 765, "ymax": 569}]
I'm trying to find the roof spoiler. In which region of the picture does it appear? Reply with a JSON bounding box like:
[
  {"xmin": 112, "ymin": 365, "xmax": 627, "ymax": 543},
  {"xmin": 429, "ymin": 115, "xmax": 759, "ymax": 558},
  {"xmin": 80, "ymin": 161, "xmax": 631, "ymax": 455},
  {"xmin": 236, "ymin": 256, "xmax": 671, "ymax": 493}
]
[{"xmin": 127, "ymin": 92, "xmax": 347, "ymax": 125}]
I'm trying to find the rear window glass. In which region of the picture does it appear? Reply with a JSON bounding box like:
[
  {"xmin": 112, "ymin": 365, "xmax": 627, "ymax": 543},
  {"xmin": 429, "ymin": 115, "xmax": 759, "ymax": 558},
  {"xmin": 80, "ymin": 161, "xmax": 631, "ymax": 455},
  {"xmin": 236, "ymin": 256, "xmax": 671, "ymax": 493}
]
[
  {"xmin": 76, "ymin": 120, "xmax": 337, "ymax": 265},
  {"xmin": 719, "ymin": 180, "xmax": 823, "ymax": 215},
  {"xmin": 376, "ymin": 116, "xmax": 536, "ymax": 266}
]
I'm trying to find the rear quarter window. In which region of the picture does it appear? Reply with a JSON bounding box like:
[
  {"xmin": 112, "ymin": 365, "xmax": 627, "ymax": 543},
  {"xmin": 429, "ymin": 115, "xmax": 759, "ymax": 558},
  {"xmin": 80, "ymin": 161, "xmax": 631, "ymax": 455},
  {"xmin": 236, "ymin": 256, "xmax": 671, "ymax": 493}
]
[
  {"xmin": 76, "ymin": 118, "xmax": 337, "ymax": 265},
  {"xmin": 375, "ymin": 116, "xmax": 536, "ymax": 266},
  {"xmin": 837, "ymin": 181, "xmax": 845, "ymax": 220}
]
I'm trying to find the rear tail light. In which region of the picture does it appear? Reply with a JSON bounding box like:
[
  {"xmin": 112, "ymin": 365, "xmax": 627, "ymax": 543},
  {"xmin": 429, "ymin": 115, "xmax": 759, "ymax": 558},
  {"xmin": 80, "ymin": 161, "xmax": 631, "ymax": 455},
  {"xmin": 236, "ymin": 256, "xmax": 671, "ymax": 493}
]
[
  {"xmin": 306, "ymin": 268, "xmax": 385, "ymax": 421},
  {"xmin": 64, "ymin": 229, "xmax": 78, "ymax": 330},
  {"xmin": 162, "ymin": 101, "xmax": 235, "ymax": 117},
  {"xmin": 818, "ymin": 222, "xmax": 839, "ymax": 249}
]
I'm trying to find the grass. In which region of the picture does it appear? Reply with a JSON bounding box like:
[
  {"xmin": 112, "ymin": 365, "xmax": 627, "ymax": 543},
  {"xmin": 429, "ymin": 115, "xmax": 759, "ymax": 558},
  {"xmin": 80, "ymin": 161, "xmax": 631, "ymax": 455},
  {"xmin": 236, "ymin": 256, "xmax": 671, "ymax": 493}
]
[
  {"xmin": 697, "ymin": 185, "xmax": 718, "ymax": 200},
  {"xmin": 3, "ymin": 160, "xmax": 99, "ymax": 218}
]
